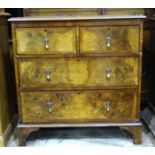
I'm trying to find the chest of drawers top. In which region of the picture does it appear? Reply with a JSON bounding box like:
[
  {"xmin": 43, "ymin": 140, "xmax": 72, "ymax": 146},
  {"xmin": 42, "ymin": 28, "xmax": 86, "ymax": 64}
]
[
  {"xmin": 9, "ymin": 15, "xmax": 146, "ymax": 21},
  {"xmin": 9, "ymin": 15, "xmax": 145, "ymax": 56}
]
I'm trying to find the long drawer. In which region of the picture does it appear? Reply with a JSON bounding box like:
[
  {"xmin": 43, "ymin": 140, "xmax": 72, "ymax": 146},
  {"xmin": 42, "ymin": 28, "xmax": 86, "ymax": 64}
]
[
  {"xmin": 18, "ymin": 57, "xmax": 139, "ymax": 88},
  {"xmin": 20, "ymin": 89, "xmax": 138, "ymax": 123}
]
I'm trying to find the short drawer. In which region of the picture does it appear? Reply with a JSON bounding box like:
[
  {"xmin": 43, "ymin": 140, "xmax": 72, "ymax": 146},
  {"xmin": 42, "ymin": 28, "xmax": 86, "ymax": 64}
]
[
  {"xmin": 18, "ymin": 57, "xmax": 139, "ymax": 88},
  {"xmin": 80, "ymin": 26, "xmax": 140, "ymax": 53},
  {"xmin": 20, "ymin": 89, "xmax": 138, "ymax": 123},
  {"xmin": 15, "ymin": 27, "xmax": 76, "ymax": 54}
]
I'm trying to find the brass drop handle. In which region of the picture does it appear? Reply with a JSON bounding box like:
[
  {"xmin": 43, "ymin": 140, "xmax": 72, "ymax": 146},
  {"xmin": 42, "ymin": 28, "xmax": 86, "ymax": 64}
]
[
  {"xmin": 105, "ymin": 29, "xmax": 111, "ymax": 48},
  {"xmin": 47, "ymin": 101, "xmax": 52, "ymax": 113},
  {"xmin": 44, "ymin": 37, "xmax": 49, "ymax": 50},
  {"xmin": 44, "ymin": 30, "xmax": 49, "ymax": 50},
  {"xmin": 106, "ymin": 100, "xmax": 112, "ymax": 112},
  {"xmin": 106, "ymin": 67, "xmax": 112, "ymax": 79},
  {"xmin": 45, "ymin": 69, "xmax": 51, "ymax": 81}
]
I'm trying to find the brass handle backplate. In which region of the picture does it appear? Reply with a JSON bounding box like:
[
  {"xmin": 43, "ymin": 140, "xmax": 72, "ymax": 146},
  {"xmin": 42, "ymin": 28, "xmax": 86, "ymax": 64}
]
[
  {"xmin": 44, "ymin": 29, "xmax": 50, "ymax": 50},
  {"xmin": 45, "ymin": 68, "xmax": 52, "ymax": 81},
  {"xmin": 105, "ymin": 29, "xmax": 111, "ymax": 48},
  {"xmin": 47, "ymin": 101, "xmax": 53, "ymax": 113},
  {"xmin": 106, "ymin": 100, "xmax": 112, "ymax": 112},
  {"xmin": 106, "ymin": 67, "xmax": 112, "ymax": 79}
]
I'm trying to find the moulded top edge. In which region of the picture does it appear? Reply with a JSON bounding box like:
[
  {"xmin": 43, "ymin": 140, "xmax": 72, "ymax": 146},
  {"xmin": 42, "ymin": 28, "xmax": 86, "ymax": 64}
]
[{"xmin": 8, "ymin": 15, "xmax": 146, "ymax": 22}]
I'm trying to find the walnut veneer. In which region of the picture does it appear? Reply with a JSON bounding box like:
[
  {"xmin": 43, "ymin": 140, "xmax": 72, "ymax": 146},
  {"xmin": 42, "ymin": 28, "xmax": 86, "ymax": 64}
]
[{"xmin": 9, "ymin": 15, "xmax": 145, "ymax": 145}]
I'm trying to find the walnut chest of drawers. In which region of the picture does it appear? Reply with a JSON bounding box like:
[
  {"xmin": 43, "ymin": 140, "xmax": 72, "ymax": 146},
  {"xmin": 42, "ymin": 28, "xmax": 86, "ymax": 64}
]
[{"xmin": 9, "ymin": 15, "xmax": 145, "ymax": 146}]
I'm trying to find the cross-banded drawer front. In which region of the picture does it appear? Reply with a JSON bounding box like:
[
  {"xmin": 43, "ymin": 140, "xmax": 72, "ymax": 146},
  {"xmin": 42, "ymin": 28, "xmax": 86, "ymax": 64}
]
[
  {"xmin": 15, "ymin": 27, "xmax": 76, "ymax": 54},
  {"xmin": 18, "ymin": 57, "xmax": 138, "ymax": 88},
  {"xmin": 80, "ymin": 26, "xmax": 140, "ymax": 53},
  {"xmin": 20, "ymin": 90, "xmax": 138, "ymax": 123}
]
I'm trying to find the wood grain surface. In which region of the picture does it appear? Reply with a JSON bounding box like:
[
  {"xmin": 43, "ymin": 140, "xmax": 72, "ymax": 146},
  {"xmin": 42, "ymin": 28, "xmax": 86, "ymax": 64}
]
[
  {"xmin": 10, "ymin": 15, "xmax": 144, "ymax": 145},
  {"xmin": 18, "ymin": 57, "xmax": 139, "ymax": 88},
  {"xmin": 20, "ymin": 89, "xmax": 138, "ymax": 123},
  {"xmin": 16, "ymin": 27, "xmax": 76, "ymax": 54},
  {"xmin": 80, "ymin": 26, "xmax": 140, "ymax": 53}
]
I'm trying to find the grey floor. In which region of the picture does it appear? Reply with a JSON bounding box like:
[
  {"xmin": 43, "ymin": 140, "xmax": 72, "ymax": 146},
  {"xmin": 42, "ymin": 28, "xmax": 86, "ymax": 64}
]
[{"xmin": 7, "ymin": 124, "xmax": 155, "ymax": 147}]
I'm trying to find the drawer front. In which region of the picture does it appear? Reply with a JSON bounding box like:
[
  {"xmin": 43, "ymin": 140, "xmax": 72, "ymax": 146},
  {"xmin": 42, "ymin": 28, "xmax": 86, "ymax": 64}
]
[
  {"xmin": 15, "ymin": 27, "xmax": 76, "ymax": 54},
  {"xmin": 80, "ymin": 26, "xmax": 140, "ymax": 53},
  {"xmin": 20, "ymin": 90, "xmax": 138, "ymax": 123},
  {"xmin": 19, "ymin": 57, "xmax": 138, "ymax": 88}
]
